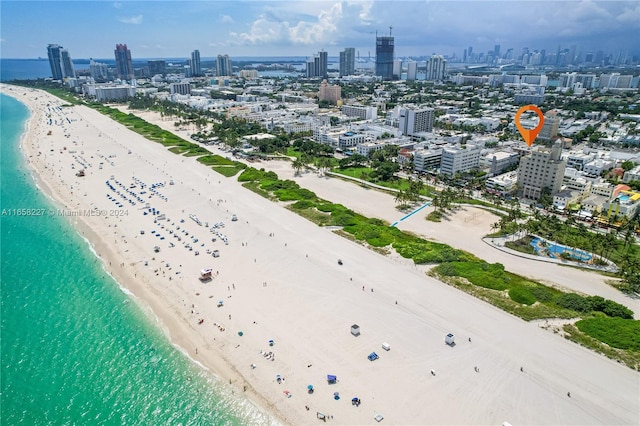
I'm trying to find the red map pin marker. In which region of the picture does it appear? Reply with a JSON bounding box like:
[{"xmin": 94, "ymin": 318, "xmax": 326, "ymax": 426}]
[{"xmin": 515, "ymin": 105, "xmax": 545, "ymax": 147}]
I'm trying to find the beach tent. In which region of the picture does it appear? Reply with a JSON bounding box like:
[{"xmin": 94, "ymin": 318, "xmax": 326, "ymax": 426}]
[{"xmin": 368, "ymin": 352, "xmax": 379, "ymax": 361}]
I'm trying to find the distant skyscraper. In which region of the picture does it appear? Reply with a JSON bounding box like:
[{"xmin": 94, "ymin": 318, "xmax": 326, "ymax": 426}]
[
  {"xmin": 60, "ymin": 49, "xmax": 75, "ymax": 78},
  {"xmin": 318, "ymin": 50, "xmax": 328, "ymax": 78},
  {"xmin": 393, "ymin": 59, "xmax": 402, "ymax": 80},
  {"xmin": 47, "ymin": 44, "xmax": 75, "ymax": 80},
  {"xmin": 89, "ymin": 59, "xmax": 109, "ymax": 81},
  {"xmin": 425, "ymin": 54, "xmax": 447, "ymax": 81},
  {"xmin": 190, "ymin": 50, "xmax": 202, "ymax": 77},
  {"xmin": 339, "ymin": 48, "xmax": 355, "ymax": 77},
  {"xmin": 114, "ymin": 44, "xmax": 134, "ymax": 80},
  {"xmin": 216, "ymin": 54, "xmax": 232, "ymax": 76},
  {"xmin": 306, "ymin": 50, "xmax": 328, "ymax": 78},
  {"xmin": 494, "ymin": 44, "xmax": 501, "ymax": 58},
  {"xmin": 147, "ymin": 60, "xmax": 166, "ymax": 77},
  {"xmin": 375, "ymin": 33, "xmax": 395, "ymax": 81},
  {"xmin": 406, "ymin": 60, "xmax": 418, "ymax": 81}
]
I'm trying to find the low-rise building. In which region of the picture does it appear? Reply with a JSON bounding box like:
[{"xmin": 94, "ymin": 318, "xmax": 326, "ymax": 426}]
[
  {"xmin": 601, "ymin": 190, "xmax": 640, "ymax": 219},
  {"xmin": 482, "ymin": 151, "xmax": 520, "ymax": 175},
  {"xmin": 553, "ymin": 189, "xmax": 582, "ymax": 210},
  {"xmin": 622, "ymin": 165, "xmax": 640, "ymax": 183},
  {"xmin": 566, "ymin": 152, "xmax": 596, "ymax": 171},
  {"xmin": 583, "ymin": 158, "xmax": 615, "ymax": 177},
  {"xmin": 342, "ymin": 104, "xmax": 377, "ymax": 120},
  {"xmin": 338, "ymin": 131, "xmax": 369, "ymax": 150},
  {"xmin": 170, "ymin": 82, "xmax": 191, "ymax": 95},
  {"xmin": 486, "ymin": 171, "xmax": 518, "ymax": 195},
  {"xmin": 413, "ymin": 148, "xmax": 443, "ymax": 172},
  {"xmin": 440, "ymin": 145, "xmax": 481, "ymax": 176}
]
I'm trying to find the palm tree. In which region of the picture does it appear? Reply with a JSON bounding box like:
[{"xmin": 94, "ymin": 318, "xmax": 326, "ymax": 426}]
[{"xmin": 291, "ymin": 158, "xmax": 305, "ymax": 176}]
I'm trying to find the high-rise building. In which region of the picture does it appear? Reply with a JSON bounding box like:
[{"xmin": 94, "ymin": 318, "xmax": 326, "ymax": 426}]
[
  {"xmin": 114, "ymin": 44, "xmax": 134, "ymax": 80},
  {"xmin": 147, "ymin": 60, "xmax": 166, "ymax": 77},
  {"xmin": 216, "ymin": 54, "xmax": 232, "ymax": 77},
  {"xmin": 339, "ymin": 48, "xmax": 355, "ymax": 77},
  {"xmin": 406, "ymin": 61, "xmax": 417, "ymax": 81},
  {"xmin": 375, "ymin": 34, "xmax": 394, "ymax": 81},
  {"xmin": 47, "ymin": 44, "xmax": 75, "ymax": 80},
  {"xmin": 517, "ymin": 141, "xmax": 566, "ymax": 200},
  {"xmin": 306, "ymin": 50, "xmax": 328, "ymax": 78},
  {"xmin": 47, "ymin": 44, "xmax": 64, "ymax": 80},
  {"xmin": 538, "ymin": 110, "xmax": 560, "ymax": 141},
  {"xmin": 60, "ymin": 49, "xmax": 75, "ymax": 79},
  {"xmin": 494, "ymin": 44, "xmax": 501, "ymax": 58},
  {"xmin": 425, "ymin": 54, "xmax": 447, "ymax": 81},
  {"xmin": 190, "ymin": 50, "xmax": 202, "ymax": 77},
  {"xmin": 398, "ymin": 106, "xmax": 434, "ymax": 136},
  {"xmin": 393, "ymin": 59, "xmax": 402, "ymax": 80},
  {"xmin": 89, "ymin": 59, "xmax": 109, "ymax": 81}
]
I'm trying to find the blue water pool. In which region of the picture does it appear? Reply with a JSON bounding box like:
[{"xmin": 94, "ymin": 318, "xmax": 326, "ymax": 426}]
[{"xmin": 530, "ymin": 237, "xmax": 593, "ymax": 262}]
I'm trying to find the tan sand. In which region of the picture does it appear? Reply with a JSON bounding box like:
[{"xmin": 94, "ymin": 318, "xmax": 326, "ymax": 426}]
[{"xmin": 4, "ymin": 84, "xmax": 638, "ymax": 426}]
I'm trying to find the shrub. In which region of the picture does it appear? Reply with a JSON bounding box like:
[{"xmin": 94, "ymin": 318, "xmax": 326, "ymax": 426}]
[
  {"xmin": 530, "ymin": 286, "xmax": 555, "ymax": 302},
  {"xmin": 509, "ymin": 287, "xmax": 537, "ymax": 305},
  {"xmin": 290, "ymin": 200, "xmax": 316, "ymax": 210},
  {"xmin": 555, "ymin": 293, "xmax": 591, "ymax": 313},
  {"xmin": 575, "ymin": 317, "xmax": 640, "ymax": 351},
  {"xmin": 601, "ymin": 300, "xmax": 634, "ymax": 320}
]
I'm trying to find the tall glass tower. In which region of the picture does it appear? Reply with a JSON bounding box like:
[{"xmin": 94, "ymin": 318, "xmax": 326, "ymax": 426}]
[
  {"xmin": 190, "ymin": 50, "xmax": 201, "ymax": 77},
  {"xmin": 47, "ymin": 44, "xmax": 64, "ymax": 80},
  {"xmin": 114, "ymin": 44, "xmax": 134, "ymax": 80},
  {"xmin": 339, "ymin": 48, "xmax": 355, "ymax": 77},
  {"xmin": 375, "ymin": 35, "xmax": 394, "ymax": 81}
]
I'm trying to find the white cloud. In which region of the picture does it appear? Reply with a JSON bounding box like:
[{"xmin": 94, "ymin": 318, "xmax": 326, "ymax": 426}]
[
  {"xmin": 119, "ymin": 14, "xmax": 143, "ymax": 25},
  {"xmin": 113, "ymin": 2, "xmax": 122, "ymax": 9},
  {"xmin": 219, "ymin": 14, "xmax": 233, "ymax": 24},
  {"xmin": 232, "ymin": 2, "xmax": 343, "ymax": 46}
]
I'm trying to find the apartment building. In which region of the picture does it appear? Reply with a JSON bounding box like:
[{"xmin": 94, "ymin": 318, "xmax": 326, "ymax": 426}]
[{"xmin": 517, "ymin": 141, "xmax": 566, "ymax": 200}]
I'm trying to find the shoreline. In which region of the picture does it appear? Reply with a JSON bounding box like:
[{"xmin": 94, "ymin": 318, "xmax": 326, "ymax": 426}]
[
  {"xmin": 3, "ymin": 84, "xmax": 638, "ymax": 425},
  {"xmin": 2, "ymin": 86, "xmax": 284, "ymax": 425}
]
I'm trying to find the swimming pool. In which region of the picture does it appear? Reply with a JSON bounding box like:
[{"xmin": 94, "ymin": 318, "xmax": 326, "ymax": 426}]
[{"xmin": 530, "ymin": 237, "xmax": 593, "ymax": 262}]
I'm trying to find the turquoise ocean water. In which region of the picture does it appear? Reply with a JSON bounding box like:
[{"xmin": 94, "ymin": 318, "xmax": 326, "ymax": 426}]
[{"xmin": 0, "ymin": 93, "xmax": 271, "ymax": 425}]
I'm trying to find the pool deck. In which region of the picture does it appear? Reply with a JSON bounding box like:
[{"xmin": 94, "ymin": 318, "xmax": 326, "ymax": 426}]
[{"xmin": 483, "ymin": 232, "xmax": 619, "ymax": 274}]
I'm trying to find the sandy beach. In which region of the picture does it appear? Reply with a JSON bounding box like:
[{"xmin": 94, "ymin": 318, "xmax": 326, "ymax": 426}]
[{"xmin": 3, "ymin": 84, "xmax": 638, "ymax": 425}]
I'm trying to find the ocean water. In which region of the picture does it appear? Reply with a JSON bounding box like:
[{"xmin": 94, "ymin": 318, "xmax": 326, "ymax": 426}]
[{"xmin": 0, "ymin": 93, "xmax": 272, "ymax": 425}]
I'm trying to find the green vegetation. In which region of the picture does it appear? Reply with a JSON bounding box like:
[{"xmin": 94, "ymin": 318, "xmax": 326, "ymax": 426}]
[
  {"xmin": 575, "ymin": 317, "xmax": 640, "ymax": 351},
  {"xmin": 505, "ymin": 235, "xmax": 536, "ymax": 255},
  {"xmin": 238, "ymin": 167, "xmax": 635, "ymax": 352},
  {"xmin": 563, "ymin": 323, "xmax": 640, "ymax": 371}
]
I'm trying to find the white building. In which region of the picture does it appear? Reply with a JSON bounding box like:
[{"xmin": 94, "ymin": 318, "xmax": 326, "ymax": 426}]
[
  {"xmin": 413, "ymin": 148, "xmax": 443, "ymax": 172},
  {"xmin": 583, "ymin": 159, "xmax": 615, "ymax": 177},
  {"xmin": 482, "ymin": 151, "xmax": 520, "ymax": 175},
  {"xmin": 399, "ymin": 106, "xmax": 434, "ymax": 136},
  {"xmin": 342, "ymin": 105, "xmax": 378, "ymax": 120},
  {"xmin": 622, "ymin": 165, "xmax": 640, "ymax": 183},
  {"xmin": 338, "ymin": 132, "xmax": 370, "ymax": 150},
  {"xmin": 566, "ymin": 152, "xmax": 596, "ymax": 171},
  {"xmin": 356, "ymin": 141, "xmax": 388, "ymax": 157},
  {"xmin": 406, "ymin": 61, "xmax": 418, "ymax": 81},
  {"xmin": 425, "ymin": 55, "xmax": 447, "ymax": 81},
  {"xmin": 170, "ymin": 82, "xmax": 191, "ymax": 95},
  {"xmin": 92, "ymin": 85, "xmax": 136, "ymax": 101},
  {"xmin": 440, "ymin": 145, "xmax": 481, "ymax": 176},
  {"xmin": 486, "ymin": 171, "xmax": 518, "ymax": 195}
]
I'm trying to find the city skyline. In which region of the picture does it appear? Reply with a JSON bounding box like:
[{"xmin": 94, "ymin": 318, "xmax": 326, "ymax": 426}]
[{"xmin": 1, "ymin": 1, "xmax": 639, "ymax": 60}]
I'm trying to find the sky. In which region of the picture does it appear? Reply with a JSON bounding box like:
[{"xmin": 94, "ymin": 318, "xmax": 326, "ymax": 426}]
[{"xmin": 1, "ymin": 0, "xmax": 638, "ymax": 60}]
